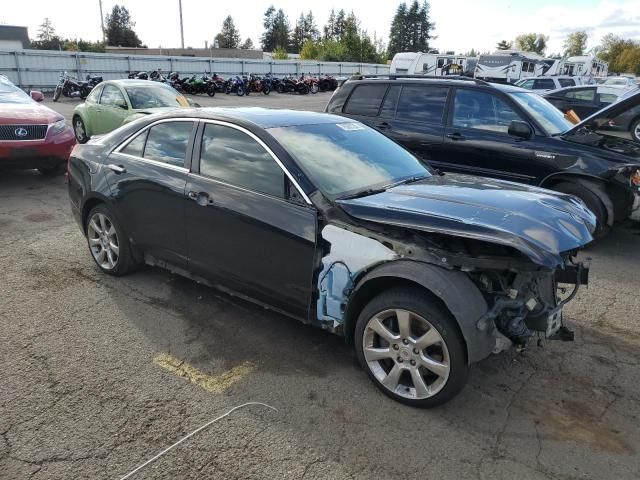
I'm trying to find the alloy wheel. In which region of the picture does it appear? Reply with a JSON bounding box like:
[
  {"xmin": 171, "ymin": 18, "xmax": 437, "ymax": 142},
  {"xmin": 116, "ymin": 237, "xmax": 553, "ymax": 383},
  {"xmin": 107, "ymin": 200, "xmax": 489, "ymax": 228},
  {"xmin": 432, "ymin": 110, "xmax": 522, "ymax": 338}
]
[
  {"xmin": 633, "ymin": 123, "xmax": 640, "ymax": 142},
  {"xmin": 87, "ymin": 212, "xmax": 119, "ymax": 270},
  {"xmin": 74, "ymin": 119, "xmax": 85, "ymax": 141},
  {"xmin": 362, "ymin": 308, "xmax": 450, "ymax": 400}
]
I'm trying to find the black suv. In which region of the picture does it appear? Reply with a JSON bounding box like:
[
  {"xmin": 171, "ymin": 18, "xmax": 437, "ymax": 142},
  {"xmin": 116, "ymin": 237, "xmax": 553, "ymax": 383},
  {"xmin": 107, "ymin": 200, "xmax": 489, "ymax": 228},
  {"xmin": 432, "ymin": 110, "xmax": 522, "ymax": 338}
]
[{"xmin": 326, "ymin": 76, "xmax": 640, "ymax": 235}]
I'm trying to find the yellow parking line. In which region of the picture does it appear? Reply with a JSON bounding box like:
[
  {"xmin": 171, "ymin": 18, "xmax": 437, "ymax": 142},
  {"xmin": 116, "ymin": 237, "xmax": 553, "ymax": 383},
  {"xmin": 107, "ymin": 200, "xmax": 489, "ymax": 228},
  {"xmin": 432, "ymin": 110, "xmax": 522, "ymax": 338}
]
[{"xmin": 153, "ymin": 353, "xmax": 255, "ymax": 394}]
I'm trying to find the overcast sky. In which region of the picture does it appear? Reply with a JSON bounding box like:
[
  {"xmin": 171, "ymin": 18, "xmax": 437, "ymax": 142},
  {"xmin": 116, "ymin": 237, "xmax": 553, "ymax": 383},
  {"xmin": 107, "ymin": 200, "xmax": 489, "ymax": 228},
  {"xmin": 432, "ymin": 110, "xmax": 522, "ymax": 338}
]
[{"xmin": 4, "ymin": 0, "xmax": 640, "ymax": 55}]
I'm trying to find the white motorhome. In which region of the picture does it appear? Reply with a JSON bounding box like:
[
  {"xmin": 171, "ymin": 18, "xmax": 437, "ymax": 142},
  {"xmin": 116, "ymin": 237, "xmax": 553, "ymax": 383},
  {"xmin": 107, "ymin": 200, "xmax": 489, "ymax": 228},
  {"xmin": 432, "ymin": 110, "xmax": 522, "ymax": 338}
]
[
  {"xmin": 390, "ymin": 52, "xmax": 468, "ymax": 76},
  {"xmin": 545, "ymin": 54, "xmax": 608, "ymax": 78},
  {"xmin": 474, "ymin": 50, "xmax": 546, "ymax": 83}
]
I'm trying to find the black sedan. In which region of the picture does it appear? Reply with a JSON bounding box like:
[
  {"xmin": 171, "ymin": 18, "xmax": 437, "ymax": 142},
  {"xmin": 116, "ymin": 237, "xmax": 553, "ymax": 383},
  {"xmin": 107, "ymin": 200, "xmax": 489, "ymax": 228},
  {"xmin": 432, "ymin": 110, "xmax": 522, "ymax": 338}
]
[
  {"xmin": 542, "ymin": 84, "xmax": 631, "ymax": 119},
  {"xmin": 68, "ymin": 108, "xmax": 594, "ymax": 407}
]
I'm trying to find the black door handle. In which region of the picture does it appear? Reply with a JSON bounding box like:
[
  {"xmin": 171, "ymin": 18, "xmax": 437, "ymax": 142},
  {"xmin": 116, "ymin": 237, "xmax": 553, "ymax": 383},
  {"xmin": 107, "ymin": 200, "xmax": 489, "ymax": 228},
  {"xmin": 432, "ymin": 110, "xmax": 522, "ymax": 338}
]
[
  {"xmin": 446, "ymin": 133, "xmax": 466, "ymax": 141},
  {"xmin": 375, "ymin": 122, "xmax": 391, "ymax": 130}
]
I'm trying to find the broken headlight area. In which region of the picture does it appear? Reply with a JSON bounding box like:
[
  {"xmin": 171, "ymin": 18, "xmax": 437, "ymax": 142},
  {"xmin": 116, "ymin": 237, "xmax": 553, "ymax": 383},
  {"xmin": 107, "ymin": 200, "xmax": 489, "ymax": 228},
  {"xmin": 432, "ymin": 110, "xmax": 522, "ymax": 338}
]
[{"xmin": 474, "ymin": 257, "xmax": 588, "ymax": 348}]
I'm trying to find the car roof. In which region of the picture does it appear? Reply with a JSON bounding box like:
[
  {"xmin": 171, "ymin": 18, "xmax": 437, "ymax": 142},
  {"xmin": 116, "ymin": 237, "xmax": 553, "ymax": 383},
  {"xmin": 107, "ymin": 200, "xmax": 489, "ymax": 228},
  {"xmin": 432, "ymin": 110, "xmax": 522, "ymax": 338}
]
[
  {"xmin": 150, "ymin": 107, "xmax": 356, "ymax": 129},
  {"xmin": 344, "ymin": 77, "xmax": 528, "ymax": 93},
  {"xmin": 106, "ymin": 79, "xmax": 170, "ymax": 88}
]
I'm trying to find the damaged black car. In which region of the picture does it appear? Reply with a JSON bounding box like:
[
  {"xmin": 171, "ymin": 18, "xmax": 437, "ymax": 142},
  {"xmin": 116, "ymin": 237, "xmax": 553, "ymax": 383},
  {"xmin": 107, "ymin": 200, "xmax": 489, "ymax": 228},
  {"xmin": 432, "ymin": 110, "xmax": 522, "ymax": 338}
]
[{"xmin": 68, "ymin": 108, "xmax": 595, "ymax": 407}]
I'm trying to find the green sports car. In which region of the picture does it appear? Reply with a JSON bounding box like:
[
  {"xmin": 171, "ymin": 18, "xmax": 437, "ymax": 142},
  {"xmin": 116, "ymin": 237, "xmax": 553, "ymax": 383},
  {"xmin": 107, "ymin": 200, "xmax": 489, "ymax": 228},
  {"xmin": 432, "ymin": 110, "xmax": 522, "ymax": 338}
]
[{"xmin": 72, "ymin": 79, "xmax": 193, "ymax": 143}]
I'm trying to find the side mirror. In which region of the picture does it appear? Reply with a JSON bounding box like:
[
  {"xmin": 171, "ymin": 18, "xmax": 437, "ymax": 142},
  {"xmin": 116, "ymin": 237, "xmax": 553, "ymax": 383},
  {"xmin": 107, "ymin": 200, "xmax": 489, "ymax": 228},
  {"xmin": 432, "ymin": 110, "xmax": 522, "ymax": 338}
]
[
  {"xmin": 508, "ymin": 120, "xmax": 533, "ymax": 140},
  {"xmin": 118, "ymin": 102, "xmax": 128, "ymax": 110},
  {"xmin": 30, "ymin": 90, "xmax": 44, "ymax": 102}
]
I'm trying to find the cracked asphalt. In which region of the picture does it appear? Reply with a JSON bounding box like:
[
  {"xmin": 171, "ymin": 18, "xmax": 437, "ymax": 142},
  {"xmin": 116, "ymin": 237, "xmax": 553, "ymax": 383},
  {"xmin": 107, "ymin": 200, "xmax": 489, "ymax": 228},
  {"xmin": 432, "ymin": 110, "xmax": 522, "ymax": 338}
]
[{"xmin": 1, "ymin": 93, "xmax": 639, "ymax": 479}]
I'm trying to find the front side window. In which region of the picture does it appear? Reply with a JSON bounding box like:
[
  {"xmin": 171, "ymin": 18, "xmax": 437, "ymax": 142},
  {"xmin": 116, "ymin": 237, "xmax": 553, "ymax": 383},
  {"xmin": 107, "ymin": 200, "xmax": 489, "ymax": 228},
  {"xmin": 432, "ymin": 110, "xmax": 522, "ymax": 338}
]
[
  {"xmin": 533, "ymin": 79, "xmax": 556, "ymax": 90},
  {"xmin": 200, "ymin": 124, "xmax": 284, "ymax": 198},
  {"xmin": 100, "ymin": 84, "xmax": 126, "ymax": 107},
  {"xmin": 558, "ymin": 78, "xmax": 575, "ymax": 88},
  {"xmin": 125, "ymin": 85, "xmax": 187, "ymax": 109},
  {"xmin": 344, "ymin": 85, "xmax": 388, "ymax": 117},
  {"xmin": 598, "ymin": 93, "xmax": 618, "ymax": 104},
  {"xmin": 452, "ymin": 89, "xmax": 523, "ymax": 133},
  {"xmin": 396, "ymin": 86, "xmax": 448, "ymax": 124},
  {"xmin": 143, "ymin": 121, "xmax": 193, "ymax": 167},
  {"xmin": 86, "ymin": 84, "xmax": 103, "ymax": 103},
  {"xmin": 518, "ymin": 79, "xmax": 534, "ymax": 90},
  {"xmin": 268, "ymin": 122, "xmax": 430, "ymax": 198},
  {"xmin": 509, "ymin": 92, "xmax": 572, "ymax": 135}
]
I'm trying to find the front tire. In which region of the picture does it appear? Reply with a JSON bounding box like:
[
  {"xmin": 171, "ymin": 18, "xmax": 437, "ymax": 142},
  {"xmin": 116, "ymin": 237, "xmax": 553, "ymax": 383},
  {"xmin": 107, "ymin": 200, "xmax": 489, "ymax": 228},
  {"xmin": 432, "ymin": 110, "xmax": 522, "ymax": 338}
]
[
  {"xmin": 73, "ymin": 116, "xmax": 89, "ymax": 144},
  {"xmin": 38, "ymin": 162, "xmax": 66, "ymax": 176},
  {"xmin": 354, "ymin": 287, "xmax": 468, "ymax": 408},
  {"xmin": 553, "ymin": 181, "xmax": 608, "ymax": 238},
  {"xmin": 85, "ymin": 205, "xmax": 137, "ymax": 276},
  {"xmin": 53, "ymin": 86, "xmax": 62, "ymax": 102}
]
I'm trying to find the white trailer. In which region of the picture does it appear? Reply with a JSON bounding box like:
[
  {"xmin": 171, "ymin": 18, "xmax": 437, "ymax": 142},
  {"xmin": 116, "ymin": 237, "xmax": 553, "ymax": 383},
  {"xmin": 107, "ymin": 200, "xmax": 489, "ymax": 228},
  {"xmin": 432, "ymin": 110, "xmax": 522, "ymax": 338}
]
[
  {"xmin": 390, "ymin": 52, "xmax": 468, "ymax": 76},
  {"xmin": 545, "ymin": 54, "xmax": 608, "ymax": 78},
  {"xmin": 474, "ymin": 50, "xmax": 546, "ymax": 83}
]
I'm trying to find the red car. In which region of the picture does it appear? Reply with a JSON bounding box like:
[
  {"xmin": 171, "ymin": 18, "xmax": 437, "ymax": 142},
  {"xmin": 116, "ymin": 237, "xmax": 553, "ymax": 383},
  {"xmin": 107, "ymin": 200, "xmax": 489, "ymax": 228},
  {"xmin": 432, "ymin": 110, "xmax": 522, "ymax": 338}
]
[{"xmin": 0, "ymin": 75, "xmax": 75, "ymax": 175}]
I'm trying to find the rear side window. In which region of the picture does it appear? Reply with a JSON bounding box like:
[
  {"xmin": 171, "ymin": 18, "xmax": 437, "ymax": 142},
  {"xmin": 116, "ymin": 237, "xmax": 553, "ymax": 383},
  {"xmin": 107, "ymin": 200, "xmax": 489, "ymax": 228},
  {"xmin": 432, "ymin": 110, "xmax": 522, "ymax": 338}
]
[
  {"xmin": 396, "ymin": 86, "xmax": 449, "ymax": 124},
  {"xmin": 558, "ymin": 78, "xmax": 576, "ymax": 87},
  {"xmin": 122, "ymin": 130, "xmax": 147, "ymax": 157},
  {"xmin": 599, "ymin": 93, "xmax": 618, "ymax": 104},
  {"xmin": 344, "ymin": 84, "xmax": 388, "ymax": 116},
  {"xmin": 566, "ymin": 88, "xmax": 595, "ymax": 101},
  {"xmin": 143, "ymin": 121, "xmax": 194, "ymax": 167},
  {"xmin": 533, "ymin": 79, "xmax": 556, "ymax": 90},
  {"xmin": 199, "ymin": 123, "xmax": 284, "ymax": 198}
]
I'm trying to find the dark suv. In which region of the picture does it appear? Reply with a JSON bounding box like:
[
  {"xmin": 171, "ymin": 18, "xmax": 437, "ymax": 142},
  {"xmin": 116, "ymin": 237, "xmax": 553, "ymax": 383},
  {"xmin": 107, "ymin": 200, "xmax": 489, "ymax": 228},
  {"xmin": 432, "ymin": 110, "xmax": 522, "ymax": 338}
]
[{"xmin": 326, "ymin": 76, "xmax": 640, "ymax": 235}]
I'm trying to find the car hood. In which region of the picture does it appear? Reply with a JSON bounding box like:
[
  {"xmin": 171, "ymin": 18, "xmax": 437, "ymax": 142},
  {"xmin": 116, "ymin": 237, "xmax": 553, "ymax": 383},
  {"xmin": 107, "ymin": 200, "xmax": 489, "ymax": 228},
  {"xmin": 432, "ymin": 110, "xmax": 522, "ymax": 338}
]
[
  {"xmin": 0, "ymin": 98, "xmax": 62, "ymax": 124},
  {"xmin": 564, "ymin": 88, "xmax": 640, "ymax": 135},
  {"xmin": 337, "ymin": 174, "xmax": 595, "ymax": 269}
]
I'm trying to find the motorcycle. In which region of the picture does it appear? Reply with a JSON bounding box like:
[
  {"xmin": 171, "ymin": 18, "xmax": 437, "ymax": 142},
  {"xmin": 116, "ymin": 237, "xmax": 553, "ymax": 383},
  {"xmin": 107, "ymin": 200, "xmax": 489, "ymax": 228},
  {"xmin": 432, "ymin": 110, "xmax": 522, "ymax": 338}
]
[
  {"xmin": 277, "ymin": 75, "xmax": 308, "ymax": 95},
  {"xmin": 184, "ymin": 75, "xmax": 208, "ymax": 95},
  {"xmin": 210, "ymin": 73, "xmax": 227, "ymax": 93},
  {"xmin": 150, "ymin": 69, "xmax": 167, "ymax": 82},
  {"xmin": 318, "ymin": 75, "xmax": 338, "ymax": 92},
  {"xmin": 53, "ymin": 71, "xmax": 94, "ymax": 102},
  {"xmin": 247, "ymin": 74, "xmax": 271, "ymax": 95},
  {"xmin": 128, "ymin": 71, "xmax": 149, "ymax": 80},
  {"xmin": 167, "ymin": 72, "xmax": 189, "ymax": 93},
  {"xmin": 202, "ymin": 75, "xmax": 217, "ymax": 97},
  {"xmin": 301, "ymin": 74, "xmax": 319, "ymax": 94},
  {"xmin": 225, "ymin": 76, "xmax": 246, "ymax": 96}
]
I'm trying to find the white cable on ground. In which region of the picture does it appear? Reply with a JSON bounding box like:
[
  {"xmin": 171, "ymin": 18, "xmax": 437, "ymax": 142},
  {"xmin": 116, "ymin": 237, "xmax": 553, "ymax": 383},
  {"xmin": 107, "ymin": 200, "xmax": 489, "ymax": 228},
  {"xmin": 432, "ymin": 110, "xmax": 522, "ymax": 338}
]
[{"xmin": 118, "ymin": 402, "xmax": 278, "ymax": 480}]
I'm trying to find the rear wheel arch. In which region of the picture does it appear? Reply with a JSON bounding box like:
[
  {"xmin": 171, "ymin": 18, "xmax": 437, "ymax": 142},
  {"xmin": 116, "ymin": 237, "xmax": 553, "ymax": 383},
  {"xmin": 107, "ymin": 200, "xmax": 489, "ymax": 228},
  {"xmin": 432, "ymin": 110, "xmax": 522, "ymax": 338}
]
[
  {"xmin": 81, "ymin": 196, "xmax": 107, "ymax": 233},
  {"xmin": 343, "ymin": 260, "xmax": 493, "ymax": 365}
]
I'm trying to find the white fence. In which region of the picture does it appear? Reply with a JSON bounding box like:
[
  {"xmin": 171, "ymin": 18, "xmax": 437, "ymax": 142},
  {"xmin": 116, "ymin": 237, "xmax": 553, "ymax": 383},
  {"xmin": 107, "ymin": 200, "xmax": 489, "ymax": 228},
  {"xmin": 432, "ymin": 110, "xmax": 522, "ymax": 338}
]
[{"xmin": 0, "ymin": 49, "xmax": 390, "ymax": 89}]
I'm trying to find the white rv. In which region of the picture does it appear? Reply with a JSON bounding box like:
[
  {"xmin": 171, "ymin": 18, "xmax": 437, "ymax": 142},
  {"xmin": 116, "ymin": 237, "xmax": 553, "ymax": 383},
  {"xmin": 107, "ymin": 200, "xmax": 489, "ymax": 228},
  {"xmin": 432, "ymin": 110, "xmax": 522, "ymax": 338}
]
[
  {"xmin": 474, "ymin": 50, "xmax": 546, "ymax": 83},
  {"xmin": 390, "ymin": 52, "xmax": 468, "ymax": 76}
]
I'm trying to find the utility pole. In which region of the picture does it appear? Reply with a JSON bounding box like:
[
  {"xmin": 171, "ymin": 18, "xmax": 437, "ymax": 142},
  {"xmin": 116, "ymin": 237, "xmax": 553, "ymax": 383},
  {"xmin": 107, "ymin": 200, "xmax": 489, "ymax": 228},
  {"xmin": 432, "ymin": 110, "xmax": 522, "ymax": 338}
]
[
  {"xmin": 98, "ymin": 0, "xmax": 106, "ymax": 44},
  {"xmin": 178, "ymin": 0, "xmax": 185, "ymax": 49}
]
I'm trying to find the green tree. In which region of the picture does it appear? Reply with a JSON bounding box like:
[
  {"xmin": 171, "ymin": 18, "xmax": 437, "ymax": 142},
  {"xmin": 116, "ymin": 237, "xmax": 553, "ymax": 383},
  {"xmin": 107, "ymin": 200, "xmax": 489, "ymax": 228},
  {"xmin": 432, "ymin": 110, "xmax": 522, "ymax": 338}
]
[
  {"xmin": 272, "ymin": 46, "xmax": 288, "ymax": 59},
  {"xmin": 240, "ymin": 37, "xmax": 254, "ymax": 50},
  {"xmin": 261, "ymin": 5, "xmax": 277, "ymax": 51},
  {"xmin": 387, "ymin": 1, "xmax": 434, "ymax": 59},
  {"xmin": 514, "ymin": 33, "xmax": 548, "ymax": 55},
  {"xmin": 37, "ymin": 18, "xmax": 56, "ymax": 41},
  {"xmin": 496, "ymin": 40, "xmax": 512, "ymax": 50},
  {"xmin": 617, "ymin": 46, "xmax": 640, "ymax": 75},
  {"xmin": 105, "ymin": 5, "xmax": 143, "ymax": 47},
  {"xmin": 215, "ymin": 15, "xmax": 241, "ymax": 49},
  {"xmin": 300, "ymin": 39, "xmax": 320, "ymax": 59},
  {"xmin": 597, "ymin": 34, "xmax": 640, "ymax": 73},
  {"xmin": 563, "ymin": 31, "xmax": 588, "ymax": 57},
  {"xmin": 291, "ymin": 12, "xmax": 319, "ymax": 52},
  {"xmin": 272, "ymin": 9, "xmax": 291, "ymax": 52}
]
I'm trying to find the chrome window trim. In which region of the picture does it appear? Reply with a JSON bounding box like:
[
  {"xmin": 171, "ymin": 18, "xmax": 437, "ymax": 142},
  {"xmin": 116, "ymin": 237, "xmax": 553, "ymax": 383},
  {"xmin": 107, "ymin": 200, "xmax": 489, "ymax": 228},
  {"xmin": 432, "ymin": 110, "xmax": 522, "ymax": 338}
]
[
  {"xmin": 199, "ymin": 119, "xmax": 312, "ymax": 205},
  {"xmin": 113, "ymin": 118, "xmax": 195, "ymax": 171}
]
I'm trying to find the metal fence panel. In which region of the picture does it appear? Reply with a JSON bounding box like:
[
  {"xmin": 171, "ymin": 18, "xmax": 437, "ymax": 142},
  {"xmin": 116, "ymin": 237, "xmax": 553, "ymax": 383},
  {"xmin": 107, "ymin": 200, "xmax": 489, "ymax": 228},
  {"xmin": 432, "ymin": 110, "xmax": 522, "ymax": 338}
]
[{"xmin": 0, "ymin": 48, "xmax": 389, "ymax": 89}]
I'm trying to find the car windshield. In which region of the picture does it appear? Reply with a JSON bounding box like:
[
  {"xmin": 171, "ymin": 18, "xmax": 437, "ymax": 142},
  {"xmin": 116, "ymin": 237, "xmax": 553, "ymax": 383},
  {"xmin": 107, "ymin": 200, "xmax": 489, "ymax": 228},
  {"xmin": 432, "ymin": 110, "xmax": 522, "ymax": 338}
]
[
  {"xmin": 509, "ymin": 91, "xmax": 573, "ymax": 135},
  {"xmin": 0, "ymin": 77, "xmax": 29, "ymax": 104},
  {"xmin": 268, "ymin": 122, "xmax": 431, "ymax": 198},
  {"xmin": 125, "ymin": 85, "xmax": 186, "ymax": 109}
]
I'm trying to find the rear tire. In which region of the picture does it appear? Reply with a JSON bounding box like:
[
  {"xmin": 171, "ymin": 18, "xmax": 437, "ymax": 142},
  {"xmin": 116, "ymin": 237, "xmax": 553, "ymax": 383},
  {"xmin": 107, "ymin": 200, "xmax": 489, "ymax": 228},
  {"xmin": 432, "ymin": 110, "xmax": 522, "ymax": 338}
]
[
  {"xmin": 630, "ymin": 118, "xmax": 640, "ymax": 143},
  {"xmin": 553, "ymin": 181, "xmax": 609, "ymax": 238},
  {"xmin": 53, "ymin": 86, "xmax": 62, "ymax": 102},
  {"xmin": 354, "ymin": 286, "xmax": 468, "ymax": 408},
  {"xmin": 85, "ymin": 204, "xmax": 137, "ymax": 276},
  {"xmin": 38, "ymin": 163, "xmax": 66, "ymax": 176}
]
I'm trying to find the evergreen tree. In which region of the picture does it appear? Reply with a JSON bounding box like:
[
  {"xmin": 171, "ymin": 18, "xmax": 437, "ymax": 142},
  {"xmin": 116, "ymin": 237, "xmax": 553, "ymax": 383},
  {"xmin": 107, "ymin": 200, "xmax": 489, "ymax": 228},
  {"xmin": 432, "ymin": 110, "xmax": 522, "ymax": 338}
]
[
  {"xmin": 215, "ymin": 15, "xmax": 241, "ymax": 49},
  {"xmin": 272, "ymin": 9, "xmax": 291, "ymax": 52},
  {"xmin": 496, "ymin": 40, "xmax": 512, "ymax": 50},
  {"xmin": 387, "ymin": 1, "xmax": 434, "ymax": 59},
  {"xmin": 37, "ymin": 18, "xmax": 56, "ymax": 42},
  {"xmin": 388, "ymin": 3, "xmax": 409, "ymax": 57},
  {"xmin": 105, "ymin": 5, "xmax": 143, "ymax": 47},
  {"xmin": 261, "ymin": 5, "xmax": 277, "ymax": 51},
  {"xmin": 324, "ymin": 9, "xmax": 337, "ymax": 40},
  {"xmin": 291, "ymin": 11, "xmax": 320, "ymax": 53},
  {"xmin": 240, "ymin": 38, "xmax": 254, "ymax": 50}
]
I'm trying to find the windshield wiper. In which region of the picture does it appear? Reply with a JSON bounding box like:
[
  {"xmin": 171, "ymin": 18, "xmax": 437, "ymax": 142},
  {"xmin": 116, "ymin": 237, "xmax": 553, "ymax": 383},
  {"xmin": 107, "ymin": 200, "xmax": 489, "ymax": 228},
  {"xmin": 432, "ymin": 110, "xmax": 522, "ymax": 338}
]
[
  {"xmin": 338, "ymin": 187, "xmax": 387, "ymax": 200},
  {"xmin": 386, "ymin": 174, "xmax": 431, "ymax": 188}
]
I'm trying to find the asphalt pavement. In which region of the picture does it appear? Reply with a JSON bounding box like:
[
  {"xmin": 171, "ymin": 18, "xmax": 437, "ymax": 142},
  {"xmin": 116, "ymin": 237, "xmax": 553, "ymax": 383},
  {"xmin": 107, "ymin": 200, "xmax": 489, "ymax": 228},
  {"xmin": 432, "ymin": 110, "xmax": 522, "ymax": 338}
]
[{"xmin": 0, "ymin": 93, "xmax": 639, "ymax": 479}]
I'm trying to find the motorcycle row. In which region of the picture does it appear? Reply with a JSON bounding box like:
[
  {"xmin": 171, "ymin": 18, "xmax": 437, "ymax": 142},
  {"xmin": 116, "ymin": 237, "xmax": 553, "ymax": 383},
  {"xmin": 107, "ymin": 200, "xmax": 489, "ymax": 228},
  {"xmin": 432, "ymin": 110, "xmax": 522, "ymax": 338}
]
[
  {"xmin": 51, "ymin": 69, "xmax": 339, "ymax": 101},
  {"xmin": 128, "ymin": 70, "xmax": 340, "ymax": 96}
]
